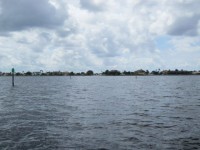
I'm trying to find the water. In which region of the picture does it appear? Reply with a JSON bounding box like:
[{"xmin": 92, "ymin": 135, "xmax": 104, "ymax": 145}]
[{"xmin": 0, "ymin": 76, "xmax": 200, "ymax": 150}]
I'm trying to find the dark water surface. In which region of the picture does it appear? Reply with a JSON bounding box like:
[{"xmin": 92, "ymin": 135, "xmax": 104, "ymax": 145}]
[{"xmin": 0, "ymin": 76, "xmax": 200, "ymax": 150}]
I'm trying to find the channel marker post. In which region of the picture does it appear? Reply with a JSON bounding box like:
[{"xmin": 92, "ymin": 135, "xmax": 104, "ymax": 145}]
[{"xmin": 12, "ymin": 68, "xmax": 15, "ymax": 87}]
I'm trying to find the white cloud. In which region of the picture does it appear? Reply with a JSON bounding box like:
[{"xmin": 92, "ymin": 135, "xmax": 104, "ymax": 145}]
[{"xmin": 0, "ymin": 0, "xmax": 66, "ymax": 32}]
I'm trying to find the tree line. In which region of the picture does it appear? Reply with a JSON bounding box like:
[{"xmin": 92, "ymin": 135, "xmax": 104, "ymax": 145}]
[{"xmin": 1, "ymin": 69, "xmax": 200, "ymax": 76}]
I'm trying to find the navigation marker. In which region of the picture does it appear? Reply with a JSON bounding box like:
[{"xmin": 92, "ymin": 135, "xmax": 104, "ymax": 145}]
[{"xmin": 12, "ymin": 68, "xmax": 15, "ymax": 87}]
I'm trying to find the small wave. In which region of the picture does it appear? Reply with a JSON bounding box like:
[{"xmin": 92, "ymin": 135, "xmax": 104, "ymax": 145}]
[{"xmin": 123, "ymin": 137, "xmax": 141, "ymax": 143}]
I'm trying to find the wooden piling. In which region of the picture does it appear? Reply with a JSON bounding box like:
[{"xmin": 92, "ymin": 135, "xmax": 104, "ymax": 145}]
[{"xmin": 12, "ymin": 68, "xmax": 15, "ymax": 87}]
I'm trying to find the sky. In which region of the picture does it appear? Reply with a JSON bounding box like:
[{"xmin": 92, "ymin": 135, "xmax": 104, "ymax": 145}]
[{"xmin": 0, "ymin": 0, "xmax": 200, "ymax": 72}]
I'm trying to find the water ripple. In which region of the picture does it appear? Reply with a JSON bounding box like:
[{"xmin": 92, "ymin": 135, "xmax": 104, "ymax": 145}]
[{"xmin": 0, "ymin": 76, "xmax": 200, "ymax": 149}]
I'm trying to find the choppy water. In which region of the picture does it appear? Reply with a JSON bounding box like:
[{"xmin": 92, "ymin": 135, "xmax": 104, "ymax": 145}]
[{"xmin": 0, "ymin": 76, "xmax": 200, "ymax": 150}]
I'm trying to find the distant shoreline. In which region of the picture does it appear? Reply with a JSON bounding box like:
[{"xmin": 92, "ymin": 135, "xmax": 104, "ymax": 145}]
[
  {"xmin": 1, "ymin": 69, "xmax": 200, "ymax": 76},
  {"xmin": 1, "ymin": 74, "xmax": 200, "ymax": 77}
]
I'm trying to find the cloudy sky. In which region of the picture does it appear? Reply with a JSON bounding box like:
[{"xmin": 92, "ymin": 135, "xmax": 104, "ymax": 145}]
[{"xmin": 0, "ymin": 0, "xmax": 200, "ymax": 72}]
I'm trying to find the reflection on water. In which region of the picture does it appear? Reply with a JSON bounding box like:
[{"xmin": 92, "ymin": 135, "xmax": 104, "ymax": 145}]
[{"xmin": 0, "ymin": 76, "xmax": 200, "ymax": 149}]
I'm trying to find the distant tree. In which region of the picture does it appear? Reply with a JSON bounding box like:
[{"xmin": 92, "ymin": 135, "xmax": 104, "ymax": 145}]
[
  {"xmin": 134, "ymin": 69, "xmax": 146, "ymax": 75},
  {"xmin": 102, "ymin": 70, "xmax": 121, "ymax": 75},
  {"xmin": 151, "ymin": 70, "xmax": 159, "ymax": 75},
  {"xmin": 41, "ymin": 73, "xmax": 47, "ymax": 76},
  {"xmin": 105, "ymin": 70, "xmax": 109, "ymax": 75},
  {"xmin": 76, "ymin": 73, "xmax": 81, "ymax": 76},
  {"xmin": 102, "ymin": 70, "xmax": 109, "ymax": 75},
  {"xmin": 16, "ymin": 72, "xmax": 22, "ymax": 76},
  {"xmin": 86, "ymin": 70, "xmax": 94, "ymax": 76},
  {"xmin": 127, "ymin": 71, "xmax": 131, "ymax": 75},
  {"xmin": 81, "ymin": 72, "xmax": 85, "ymax": 75},
  {"xmin": 123, "ymin": 71, "xmax": 127, "ymax": 75},
  {"xmin": 123, "ymin": 71, "xmax": 131, "ymax": 75},
  {"xmin": 25, "ymin": 71, "xmax": 32, "ymax": 76},
  {"xmin": 69, "ymin": 72, "xmax": 74, "ymax": 76},
  {"xmin": 110, "ymin": 70, "xmax": 121, "ymax": 75}
]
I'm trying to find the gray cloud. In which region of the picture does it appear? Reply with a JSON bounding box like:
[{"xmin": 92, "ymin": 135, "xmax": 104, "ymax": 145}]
[
  {"xmin": 165, "ymin": 0, "xmax": 200, "ymax": 36},
  {"xmin": 167, "ymin": 15, "xmax": 200, "ymax": 36},
  {"xmin": 80, "ymin": 0, "xmax": 105, "ymax": 12},
  {"xmin": 0, "ymin": 0, "xmax": 66, "ymax": 33},
  {"xmin": 175, "ymin": 0, "xmax": 200, "ymax": 13}
]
